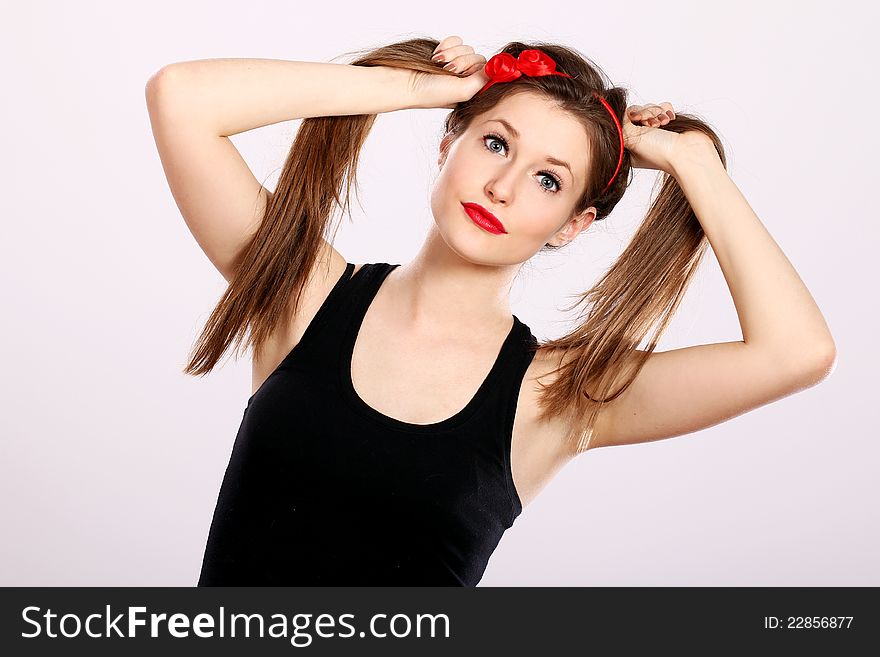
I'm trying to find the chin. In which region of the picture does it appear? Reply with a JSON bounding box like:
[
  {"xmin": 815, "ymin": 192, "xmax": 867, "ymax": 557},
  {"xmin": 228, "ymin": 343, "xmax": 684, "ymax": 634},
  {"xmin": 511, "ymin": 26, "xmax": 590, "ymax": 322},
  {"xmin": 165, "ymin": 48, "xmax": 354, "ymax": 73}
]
[{"xmin": 438, "ymin": 216, "xmax": 531, "ymax": 268}]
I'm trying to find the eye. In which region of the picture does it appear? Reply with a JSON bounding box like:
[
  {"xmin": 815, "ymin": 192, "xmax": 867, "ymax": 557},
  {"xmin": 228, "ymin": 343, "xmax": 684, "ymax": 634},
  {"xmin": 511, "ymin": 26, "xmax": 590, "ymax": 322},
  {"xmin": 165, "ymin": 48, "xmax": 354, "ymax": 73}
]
[{"xmin": 482, "ymin": 133, "xmax": 564, "ymax": 194}]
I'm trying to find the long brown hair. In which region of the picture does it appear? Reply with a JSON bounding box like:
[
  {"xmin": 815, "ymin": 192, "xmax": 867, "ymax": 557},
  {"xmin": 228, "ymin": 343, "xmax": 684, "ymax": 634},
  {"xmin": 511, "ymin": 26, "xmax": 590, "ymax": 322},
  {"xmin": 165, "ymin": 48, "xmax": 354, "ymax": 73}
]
[{"xmin": 182, "ymin": 37, "xmax": 727, "ymax": 454}]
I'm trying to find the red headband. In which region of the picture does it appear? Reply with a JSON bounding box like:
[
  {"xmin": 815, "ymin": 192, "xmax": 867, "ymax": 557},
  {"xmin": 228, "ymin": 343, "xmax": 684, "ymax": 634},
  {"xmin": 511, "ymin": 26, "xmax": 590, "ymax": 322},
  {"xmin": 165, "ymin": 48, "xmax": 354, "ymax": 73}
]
[{"xmin": 478, "ymin": 50, "xmax": 624, "ymax": 195}]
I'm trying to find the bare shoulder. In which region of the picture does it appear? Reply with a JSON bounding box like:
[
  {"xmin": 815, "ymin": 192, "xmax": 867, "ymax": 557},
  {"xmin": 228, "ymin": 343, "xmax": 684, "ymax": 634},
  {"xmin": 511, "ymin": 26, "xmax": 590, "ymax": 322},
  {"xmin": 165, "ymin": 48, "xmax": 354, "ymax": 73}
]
[
  {"xmin": 517, "ymin": 345, "xmax": 625, "ymax": 457},
  {"xmin": 508, "ymin": 345, "xmax": 594, "ymax": 507},
  {"xmin": 514, "ymin": 346, "xmax": 581, "ymax": 462},
  {"xmin": 250, "ymin": 241, "xmax": 351, "ymax": 395}
]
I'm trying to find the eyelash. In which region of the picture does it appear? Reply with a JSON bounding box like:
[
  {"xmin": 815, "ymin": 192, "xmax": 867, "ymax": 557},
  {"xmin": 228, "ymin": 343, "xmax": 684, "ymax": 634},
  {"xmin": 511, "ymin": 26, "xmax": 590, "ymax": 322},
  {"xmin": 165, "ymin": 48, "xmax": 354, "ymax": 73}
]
[{"xmin": 481, "ymin": 132, "xmax": 564, "ymax": 194}]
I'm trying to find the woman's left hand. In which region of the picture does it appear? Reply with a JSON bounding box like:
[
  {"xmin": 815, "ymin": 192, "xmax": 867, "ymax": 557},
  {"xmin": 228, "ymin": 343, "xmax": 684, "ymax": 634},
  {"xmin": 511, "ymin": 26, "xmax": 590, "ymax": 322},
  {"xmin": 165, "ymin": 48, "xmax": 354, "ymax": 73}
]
[{"xmin": 623, "ymin": 102, "xmax": 692, "ymax": 174}]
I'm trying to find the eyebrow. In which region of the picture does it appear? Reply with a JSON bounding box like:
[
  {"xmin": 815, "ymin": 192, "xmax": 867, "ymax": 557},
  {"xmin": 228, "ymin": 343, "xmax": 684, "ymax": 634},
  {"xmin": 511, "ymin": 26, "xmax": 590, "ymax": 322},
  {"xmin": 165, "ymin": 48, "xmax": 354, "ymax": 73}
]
[{"xmin": 484, "ymin": 118, "xmax": 573, "ymax": 179}]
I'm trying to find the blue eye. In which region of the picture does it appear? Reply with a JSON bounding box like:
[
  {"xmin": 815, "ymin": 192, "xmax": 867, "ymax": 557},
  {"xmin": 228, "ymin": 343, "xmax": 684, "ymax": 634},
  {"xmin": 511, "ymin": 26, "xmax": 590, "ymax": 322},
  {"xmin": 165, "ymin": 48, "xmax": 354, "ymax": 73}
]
[{"xmin": 482, "ymin": 133, "xmax": 564, "ymax": 194}]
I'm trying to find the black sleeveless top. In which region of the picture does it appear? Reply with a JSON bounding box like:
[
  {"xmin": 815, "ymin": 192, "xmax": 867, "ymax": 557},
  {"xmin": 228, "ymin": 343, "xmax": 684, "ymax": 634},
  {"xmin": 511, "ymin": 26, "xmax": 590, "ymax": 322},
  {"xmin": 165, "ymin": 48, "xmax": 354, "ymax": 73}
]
[{"xmin": 198, "ymin": 262, "xmax": 538, "ymax": 586}]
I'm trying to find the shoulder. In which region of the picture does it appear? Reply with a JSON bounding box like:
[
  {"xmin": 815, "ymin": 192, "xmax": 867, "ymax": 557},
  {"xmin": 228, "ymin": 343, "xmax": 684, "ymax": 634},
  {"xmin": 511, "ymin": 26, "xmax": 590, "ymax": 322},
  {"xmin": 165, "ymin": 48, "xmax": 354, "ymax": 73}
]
[
  {"xmin": 515, "ymin": 345, "xmax": 581, "ymax": 459},
  {"xmin": 517, "ymin": 342, "xmax": 644, "ymax": 455},
  {"xmin": 250, "ymin": 249, "xmax": 355, "ymax": 394}
]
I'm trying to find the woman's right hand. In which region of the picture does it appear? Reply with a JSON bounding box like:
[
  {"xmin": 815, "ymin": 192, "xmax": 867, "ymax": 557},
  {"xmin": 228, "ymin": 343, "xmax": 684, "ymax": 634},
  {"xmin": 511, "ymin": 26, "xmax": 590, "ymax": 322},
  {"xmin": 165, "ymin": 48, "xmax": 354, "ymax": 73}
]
[{"xmin": 411, "ymin": 36, "xmax": 490, "ymax": 110}]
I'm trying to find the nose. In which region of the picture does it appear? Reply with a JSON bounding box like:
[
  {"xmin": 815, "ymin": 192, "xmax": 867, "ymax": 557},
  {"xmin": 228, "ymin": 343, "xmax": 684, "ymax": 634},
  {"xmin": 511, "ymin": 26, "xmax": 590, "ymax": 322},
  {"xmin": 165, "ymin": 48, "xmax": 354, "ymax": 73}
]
[{"xmin": 484, "ymin": 172, "xmax": 513, "ymax": 206}]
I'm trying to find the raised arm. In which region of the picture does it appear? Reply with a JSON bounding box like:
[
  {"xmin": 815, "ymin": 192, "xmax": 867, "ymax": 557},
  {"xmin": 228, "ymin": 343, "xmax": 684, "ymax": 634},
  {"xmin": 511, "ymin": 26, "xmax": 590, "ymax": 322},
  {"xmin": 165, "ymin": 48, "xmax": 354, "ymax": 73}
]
[
  {"xmin": 144, "ymin": 58, "xmax": 418, "ymax": 281},
  {"xmin": 588, "ymin": 136, "xmax": 836, "ymax": 451},
  {"xmin": 147, "ymin": 58, "xmax": 420, "ymax": 136}
]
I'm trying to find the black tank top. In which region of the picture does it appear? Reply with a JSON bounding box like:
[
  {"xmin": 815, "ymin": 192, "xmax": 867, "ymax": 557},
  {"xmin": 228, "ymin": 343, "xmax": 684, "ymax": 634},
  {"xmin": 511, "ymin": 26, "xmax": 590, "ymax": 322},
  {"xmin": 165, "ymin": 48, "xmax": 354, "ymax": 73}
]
[{"xmin": 198, "ymin": 262, "xmax": 538, "ymax": 586}]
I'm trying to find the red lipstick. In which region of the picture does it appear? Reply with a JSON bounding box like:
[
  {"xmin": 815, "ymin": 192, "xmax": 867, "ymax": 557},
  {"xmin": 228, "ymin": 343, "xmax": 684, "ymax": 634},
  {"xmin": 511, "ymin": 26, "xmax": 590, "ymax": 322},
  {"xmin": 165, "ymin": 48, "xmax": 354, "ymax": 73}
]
[{"xmin": 461, "ymin": 202, "xmax": 507, "ymax": 235}]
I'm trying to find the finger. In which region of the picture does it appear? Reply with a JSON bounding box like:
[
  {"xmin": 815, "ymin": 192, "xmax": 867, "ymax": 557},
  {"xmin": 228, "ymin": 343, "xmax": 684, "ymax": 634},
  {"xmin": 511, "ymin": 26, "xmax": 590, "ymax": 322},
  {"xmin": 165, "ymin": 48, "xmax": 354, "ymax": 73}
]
[
  {"xmin": 637, "ymin": 110, "xmax": 662, "ymax": 127},
  {"xmin": 628, "ymin": 105, "xmax": 663, "ymax": 121},
  {"xmin": 627, "ymin": 107, "xmax": 647, "ymax": 123},
  {"xmin": 630, "ymin": 111, "xmax": 659, "ymax": 125},
  {"xmin": 442, "ymin": 53, "xmax": 484, "ymax": 74},
  {"xmin": 651, "ymin": 102, "xmax": 675, "ymax": 121},
  {"xmin": 432, "ymin": 35, "xmax": 464, "ymax": 56},
  {"xmin": 658, "ymin": 101, "xmax": 676, "ymax": 120},
  {"xmin": 433, "ymin": 44, "xmax": 475, "ymax": 64},
  {"xmin": 641, "ymin": 104, "xmax": 672, "ymax": 126},
  {"xmin": 451, "ymin": 54, "xmax": 487, "ymax": 76}
]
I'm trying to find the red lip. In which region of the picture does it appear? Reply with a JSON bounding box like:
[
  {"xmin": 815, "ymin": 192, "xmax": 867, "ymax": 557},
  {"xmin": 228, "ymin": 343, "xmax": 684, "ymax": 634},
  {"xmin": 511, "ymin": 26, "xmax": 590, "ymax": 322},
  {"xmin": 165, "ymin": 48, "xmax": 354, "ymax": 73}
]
[{"xmin": 461, "ymin": 202, "xmax": 507, "ymax": 234}]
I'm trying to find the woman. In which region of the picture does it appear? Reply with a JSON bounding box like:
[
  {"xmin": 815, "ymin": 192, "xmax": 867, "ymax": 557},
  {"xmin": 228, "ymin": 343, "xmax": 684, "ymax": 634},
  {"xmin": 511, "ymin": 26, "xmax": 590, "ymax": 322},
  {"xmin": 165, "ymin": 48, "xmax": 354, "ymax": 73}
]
[{"xmin": 145, "ymin": 36, "xmax": 836, "ymax": 586}]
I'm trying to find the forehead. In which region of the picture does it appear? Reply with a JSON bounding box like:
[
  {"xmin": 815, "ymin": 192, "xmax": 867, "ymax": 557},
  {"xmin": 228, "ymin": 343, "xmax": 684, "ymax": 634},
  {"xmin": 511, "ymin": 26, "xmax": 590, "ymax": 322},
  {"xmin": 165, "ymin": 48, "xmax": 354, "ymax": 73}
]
[{"xmin": 477, "ymin": 92, "xmax": 590, "ymax": 169}]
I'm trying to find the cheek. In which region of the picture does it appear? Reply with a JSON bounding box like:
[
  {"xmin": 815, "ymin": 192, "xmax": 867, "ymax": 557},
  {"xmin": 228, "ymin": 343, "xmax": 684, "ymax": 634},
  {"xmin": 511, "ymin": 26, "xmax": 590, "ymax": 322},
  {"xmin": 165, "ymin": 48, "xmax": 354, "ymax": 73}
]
[
  {"xmin": 430, "ymin": 157, "xmax": 470, "ymax": 213},
  {"xmin": 523, "ymin": 213, "xmax": 567, "ymax": 242},
  {"xmin": 429, "ymin": 177, "xmax": 449, "ymax": 219}
]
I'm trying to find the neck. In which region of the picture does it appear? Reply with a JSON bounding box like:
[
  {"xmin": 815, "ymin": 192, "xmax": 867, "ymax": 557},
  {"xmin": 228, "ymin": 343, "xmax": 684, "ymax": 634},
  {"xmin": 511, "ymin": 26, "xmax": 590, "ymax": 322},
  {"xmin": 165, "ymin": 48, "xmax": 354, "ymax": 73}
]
[{"xmin": 387, "ymin": 226, "xmax": 518, "ymax": 338}]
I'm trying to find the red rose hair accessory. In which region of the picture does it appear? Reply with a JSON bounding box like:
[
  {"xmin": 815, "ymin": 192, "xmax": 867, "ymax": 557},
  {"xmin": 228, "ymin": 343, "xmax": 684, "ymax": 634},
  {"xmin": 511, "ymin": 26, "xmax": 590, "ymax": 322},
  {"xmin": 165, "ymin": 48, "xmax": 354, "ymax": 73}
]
[
  {"xmin": 478, "ymin": 49, "xmax": 625, "ymax": 195},
  {"xmin": 478, "ymin": 50, "xmax": 573, "ymax": 94}
]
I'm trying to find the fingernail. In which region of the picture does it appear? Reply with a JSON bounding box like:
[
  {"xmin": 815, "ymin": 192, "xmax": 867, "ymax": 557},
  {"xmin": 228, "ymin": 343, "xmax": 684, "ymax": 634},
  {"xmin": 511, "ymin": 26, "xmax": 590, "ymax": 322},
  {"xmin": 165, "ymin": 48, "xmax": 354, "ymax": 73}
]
[
  {"xmin": 432, "ymin": 54, "xmax": 445, "ymax": 63},
  {"xmin": 443, "ymin": 62, "xmax": 456, "ymax": 72}
]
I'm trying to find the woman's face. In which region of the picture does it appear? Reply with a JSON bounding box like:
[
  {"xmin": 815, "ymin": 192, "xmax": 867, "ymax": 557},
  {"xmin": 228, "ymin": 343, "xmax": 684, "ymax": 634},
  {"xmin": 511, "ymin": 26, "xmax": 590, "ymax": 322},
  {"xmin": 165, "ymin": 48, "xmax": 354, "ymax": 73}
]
[{"xmin": 431, "ymin": 91, "xmax": 597, "ymax": 266}]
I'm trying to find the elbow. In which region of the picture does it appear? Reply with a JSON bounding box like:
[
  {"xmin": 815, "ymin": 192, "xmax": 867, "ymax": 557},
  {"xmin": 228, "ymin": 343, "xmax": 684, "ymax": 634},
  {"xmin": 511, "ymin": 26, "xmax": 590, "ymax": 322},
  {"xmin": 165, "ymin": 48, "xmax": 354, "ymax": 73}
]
[
  {"xmin": 793, "ymin": 340, "xmax": 838, "ymax": 387},
  {"xmin": 145, "ymin": 65, "xmax": 181, "ymax": 108},
  {"xmin": 764, "ymin": 339, "xmax": 837, "ymax": 389},
  {"xmin": 145, "ymin": 67, "xmax": 166, "ymax": 107},
  {"xmin": 810, "ymin": 340, "xmax": 837, "ymax": 381}
]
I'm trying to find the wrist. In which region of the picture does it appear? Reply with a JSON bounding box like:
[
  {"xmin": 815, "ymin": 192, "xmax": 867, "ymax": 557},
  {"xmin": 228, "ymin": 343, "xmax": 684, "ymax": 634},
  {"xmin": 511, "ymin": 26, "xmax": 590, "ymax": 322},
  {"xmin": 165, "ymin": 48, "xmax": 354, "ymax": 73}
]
[
  {"xmin": 668, "ymin": 135, "xmax": 724, "ymax": 179},
  {"xmin": 375, "ymin": 64, "xmax": 423, "ymax": 111}
]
